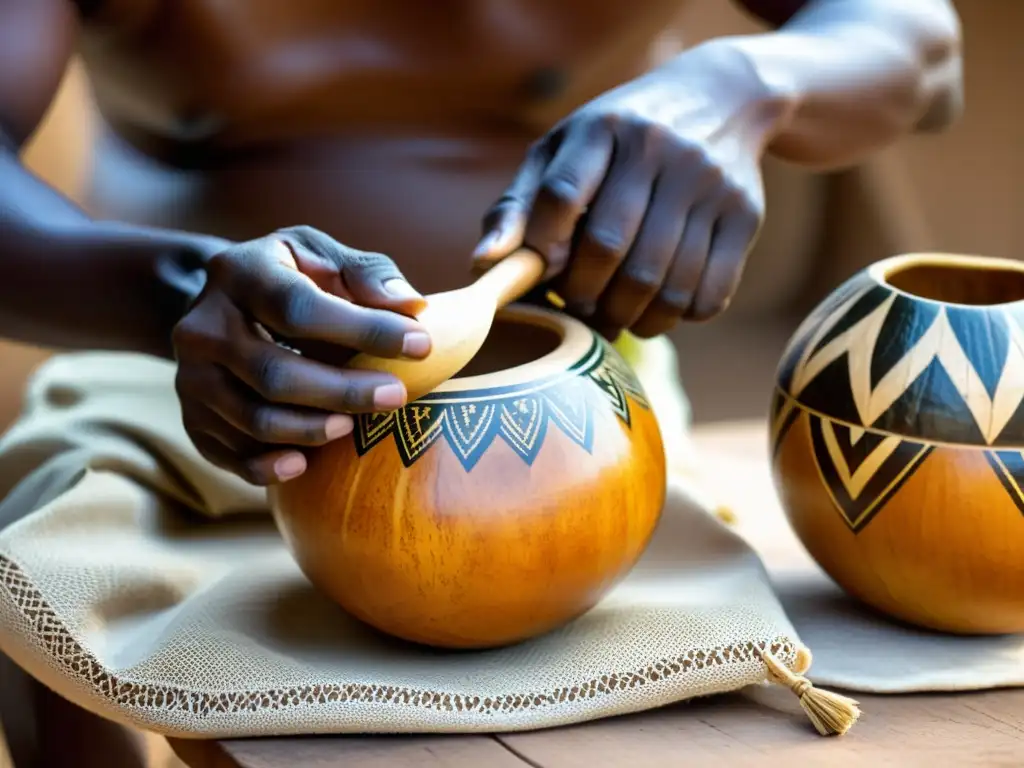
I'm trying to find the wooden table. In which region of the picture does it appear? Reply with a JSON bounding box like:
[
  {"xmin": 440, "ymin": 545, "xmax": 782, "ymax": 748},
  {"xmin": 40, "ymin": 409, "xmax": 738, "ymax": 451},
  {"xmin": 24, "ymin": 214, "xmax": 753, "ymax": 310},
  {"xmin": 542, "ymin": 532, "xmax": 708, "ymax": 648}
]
[{"xmin": 167, "ymin": 422, "xmax": 1024, "ymax": 768}]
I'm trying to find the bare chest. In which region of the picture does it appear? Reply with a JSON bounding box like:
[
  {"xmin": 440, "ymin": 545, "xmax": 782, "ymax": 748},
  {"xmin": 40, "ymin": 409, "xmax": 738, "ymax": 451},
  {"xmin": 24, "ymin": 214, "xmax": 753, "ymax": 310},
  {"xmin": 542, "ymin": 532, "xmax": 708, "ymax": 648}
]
[{"xmin": 76, "ymin": 0, "xmax": 689, "ymax": 147}]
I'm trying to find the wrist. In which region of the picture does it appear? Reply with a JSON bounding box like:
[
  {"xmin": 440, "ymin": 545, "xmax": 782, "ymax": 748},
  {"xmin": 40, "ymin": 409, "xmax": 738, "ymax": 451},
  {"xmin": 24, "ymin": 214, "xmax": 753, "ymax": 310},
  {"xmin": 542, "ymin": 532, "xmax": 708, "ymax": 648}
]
[
  {"xmin": 672, "ymin": 37, "xmax": 803, "ymax": 152},
  {"xmin": 60, "ymin": 221, "xmax": 229, "ymax": 359}
]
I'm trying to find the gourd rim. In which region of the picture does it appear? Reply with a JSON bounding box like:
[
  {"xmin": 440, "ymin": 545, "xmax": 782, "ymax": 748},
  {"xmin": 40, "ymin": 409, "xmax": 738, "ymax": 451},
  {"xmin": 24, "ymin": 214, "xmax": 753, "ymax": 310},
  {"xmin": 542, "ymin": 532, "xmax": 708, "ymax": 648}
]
[
  {"xmin": 432, "ymin": 304, "xmax": 593, "ymax": 393},
  {"xmin": 868, "ymin": 252, "xmax": 1024, "ymax": 308}
]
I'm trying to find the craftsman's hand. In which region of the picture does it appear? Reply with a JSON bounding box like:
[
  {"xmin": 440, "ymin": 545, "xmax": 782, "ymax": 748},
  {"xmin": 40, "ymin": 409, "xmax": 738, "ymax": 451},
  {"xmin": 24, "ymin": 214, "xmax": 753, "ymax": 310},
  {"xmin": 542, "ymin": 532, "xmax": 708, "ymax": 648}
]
[
  {"xmin": 475, "ymin": 44, "xmax": 787, "ymax": 339},
  {"xmin": 172, "ymin": 226, "xmax": 431, "ymax": 485}
]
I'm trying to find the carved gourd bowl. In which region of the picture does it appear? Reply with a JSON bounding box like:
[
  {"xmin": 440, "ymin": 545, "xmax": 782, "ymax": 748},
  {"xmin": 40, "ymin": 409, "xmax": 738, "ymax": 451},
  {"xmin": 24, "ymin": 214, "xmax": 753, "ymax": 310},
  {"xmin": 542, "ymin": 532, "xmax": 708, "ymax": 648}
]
[
  {"xmin": 270, "ymin": 305, "xmax": 666, "ymax": 649},
  {"xmin": 771, "ymin": 252, "xmax": 1024, "ymax": 635}
]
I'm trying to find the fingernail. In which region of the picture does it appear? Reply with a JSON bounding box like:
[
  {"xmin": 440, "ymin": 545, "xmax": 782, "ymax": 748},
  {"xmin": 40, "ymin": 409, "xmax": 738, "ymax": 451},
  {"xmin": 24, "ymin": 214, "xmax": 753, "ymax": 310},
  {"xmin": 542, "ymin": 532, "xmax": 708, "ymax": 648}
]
[
  {"xmin": 472, "ymin": 230, "xmax": 503, "ymax": 260},
  {"xmin": 325, "ymin": 414, "xmax": 354, "ymax": 440},
  {"xmin": 383, "ymin": 279, "xmax": 423, "ymax": 302},
  {"xmin": 374, "ymin": 382, "xmax": 407, "ymax": 409},
  {"xmin": 402, "ymin": 331, "xmax": 432, "ymax": 358},
  {"xmin": 274, "ymin": 453, "xmax": 307, "ymax": 481}
]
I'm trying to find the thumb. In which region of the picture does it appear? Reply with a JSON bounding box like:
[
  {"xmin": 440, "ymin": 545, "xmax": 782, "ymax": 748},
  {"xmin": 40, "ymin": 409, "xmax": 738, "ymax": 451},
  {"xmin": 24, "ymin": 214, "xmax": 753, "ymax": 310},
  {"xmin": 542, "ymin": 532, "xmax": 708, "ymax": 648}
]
[
  {"xmin": 472, "ymin": 202, "xmax": 528, "ymax": 268},
  {"xmin": 274, "ymin": 226, "xmax": 428, "ymax": 317},
  {"xmin": 473, "ymin": 145, "xmax": 548, "ymax": 267},
  {"xmin": 341, "ymin": 250, "xmax": 428, "ymax": 317}
]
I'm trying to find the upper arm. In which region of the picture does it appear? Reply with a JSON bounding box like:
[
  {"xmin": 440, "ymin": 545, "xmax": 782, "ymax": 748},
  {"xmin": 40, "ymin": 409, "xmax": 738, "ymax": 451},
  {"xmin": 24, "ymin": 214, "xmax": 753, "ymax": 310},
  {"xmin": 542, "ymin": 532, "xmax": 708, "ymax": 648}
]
[
  {"xmin": 732, "ymin": 0, "xmax": 963, "ymax": 132},
  {"xmin": 0, "ymin": 0, "xmax": 78, "ymax": 148},
  {"xmin": 733, "ymin": 0, "xmax": 963, "ymax": 41}
]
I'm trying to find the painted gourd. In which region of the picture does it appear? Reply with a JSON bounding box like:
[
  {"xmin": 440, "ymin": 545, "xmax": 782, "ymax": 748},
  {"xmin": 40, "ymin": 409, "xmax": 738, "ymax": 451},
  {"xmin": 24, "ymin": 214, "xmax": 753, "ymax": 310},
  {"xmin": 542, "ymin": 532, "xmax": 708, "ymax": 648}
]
[
  {"xmin": 270, "ymin": 305, "xmax": 666, "ymax": 649},
  {"xmin": 772, "ymin": 252, "xmax": 1024, "ymax": 634}
]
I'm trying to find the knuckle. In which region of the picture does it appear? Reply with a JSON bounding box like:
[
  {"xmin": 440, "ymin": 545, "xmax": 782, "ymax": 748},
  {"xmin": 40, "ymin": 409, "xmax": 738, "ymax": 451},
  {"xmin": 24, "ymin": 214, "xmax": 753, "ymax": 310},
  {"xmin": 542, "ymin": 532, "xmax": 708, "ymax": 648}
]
[
  {"xmin": 276, "ymin": 225, "xmax": 328, "ymax": 252},
  {"xmin": 205, "ymin": 251, "xmax": 236, "ymax": 284},
  {"xmin": 357, "ymin": 322, "xmax": 392, "ymax": 355},
  {"xmin": 239, "ymin": 459, "xmax": 274, "ymax": 486},
  {"xmin": 303, "ymin": 423, "xmax": 332, "ymax": 445},
  {"xmin": 585, "ymin": 226, "xmax": 629, "ymax": 262},
  {"xmin": 721, "ymin": 184, "xmax": 747, "ymax": 209},
  {"xmin": 488, "ymin": 193, "xmax": 525, "ymax": 217},
  {"xmin": 722, "ymin": 183, "xmax": 762, "ymax": 218},
  {"xmin": 690, "ymin": 298, "xmax": 729, "ymax": 322},
  {"xmin": 671, "ymin": 142, "xmax": 719, "ymax": 182},
  {"xmin": 273, "ymin": 281, "xmax": 315, "ymax": 335},
  {"xmin": 637, "ymin": 121, "xmax": 674, "ymax": 152},
  {"xmin": 346, "ymin": 248, "xmax": 397, "ymax": 275},
  {"xmin": 251, "ymin": 354, "xmax": 292, "ymax": 401},
  {"xmin": 333, "ymin": 378, "xmax": 373, "ymax": 412},
  {"xmin": 483, "ymin": 197, "xmax": 522, "ymax": 229},
  {"xmin": 620, "ymin": 266, "xmax": 663, "ymax": 296},
  {"xmin": 690, "ymin": 286, "xmax": 732, "ymax": 321},
  {"xmin": 700, "ymin": 162, "xmax": 725, "ymax": 187},
  {"xmin": 207, "ymin": 249, "xmax": 233, "ymax": 268},
  {"xmin": 171, "ymin": 315, "xmax": 218, "ymax": 358},
  {"xmin": 276, "ymin": 226, "xmax": 345, "ymax": 266},
  {"xmin": 591, "ymin": 111, "xmax": 620, "ymax": 132},
  {"xmin": 278, "ymin": 225, "xmax": 320, "ymax": 239},
  {"xmin": 543, "ymin": 240, "xmax": 571, "ymax": 268},
  {"xmin": 246, "ymin": 406, "xmax": 279, "ymax": 442},
  {"xmin": 170, "ymin": 317, "xmax": 199, "ymax": 350},
  {"xmin": 538, "ymin": 174, "xmax": 583, "ymax": 212},
  {"xmin": 219, "ymin": 246, "xmax": 251, "ymax": 271},
  {"xmin": 656, "ymin": 288, "xmax": 693, "ymax": 316},
  {"xmin": 664, "ymin": 134, "xmax": 702, "ymax": 161},
  {"xmin": 526, "ymin": 138, "xmax": 549, "ymax": 160}
]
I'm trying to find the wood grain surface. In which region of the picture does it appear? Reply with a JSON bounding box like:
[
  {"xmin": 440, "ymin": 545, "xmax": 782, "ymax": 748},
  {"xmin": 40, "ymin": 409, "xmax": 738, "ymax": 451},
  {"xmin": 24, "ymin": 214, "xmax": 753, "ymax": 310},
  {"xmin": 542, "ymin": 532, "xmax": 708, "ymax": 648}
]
[
  {"xmin": 170, "ymin": 687, "xmax": 1024, "ymax": 768},
  {"xmin": 169, "ymin": 421, "xmax": 1024, "ymax": 768}
]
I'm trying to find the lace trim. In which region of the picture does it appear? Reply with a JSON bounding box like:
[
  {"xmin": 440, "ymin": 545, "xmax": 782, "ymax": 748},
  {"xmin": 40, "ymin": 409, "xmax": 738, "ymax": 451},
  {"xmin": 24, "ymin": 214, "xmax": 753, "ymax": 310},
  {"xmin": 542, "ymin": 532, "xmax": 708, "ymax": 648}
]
[{"xmin": 0, "ymin": 555, "xmax": 796, "ymax": 719}]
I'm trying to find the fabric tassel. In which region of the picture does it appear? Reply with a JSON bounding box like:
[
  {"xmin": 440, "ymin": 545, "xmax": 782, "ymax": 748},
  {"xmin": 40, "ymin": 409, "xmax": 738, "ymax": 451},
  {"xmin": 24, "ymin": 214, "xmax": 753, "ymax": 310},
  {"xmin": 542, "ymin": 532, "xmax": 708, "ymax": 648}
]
[{"xmin": 760, "ymin": 648, "xmax": 862, "ymax": 736}]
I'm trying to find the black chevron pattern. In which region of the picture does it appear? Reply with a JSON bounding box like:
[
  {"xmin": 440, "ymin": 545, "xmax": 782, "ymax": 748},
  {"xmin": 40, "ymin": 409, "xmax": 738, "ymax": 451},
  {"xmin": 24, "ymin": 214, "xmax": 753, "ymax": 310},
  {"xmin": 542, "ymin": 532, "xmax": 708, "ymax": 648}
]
[
  {"xmin": 778, "ymin": 271, "xmax": 1024, "ymax": 447},
  {"xmin": 355, "ymin": 335, "xmax": 649, "ymax": 470}
]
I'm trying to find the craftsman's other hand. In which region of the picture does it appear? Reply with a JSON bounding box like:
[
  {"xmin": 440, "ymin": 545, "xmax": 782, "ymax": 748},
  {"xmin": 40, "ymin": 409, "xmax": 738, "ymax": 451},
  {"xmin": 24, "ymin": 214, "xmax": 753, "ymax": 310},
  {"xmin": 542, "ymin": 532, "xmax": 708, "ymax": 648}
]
[
  {"xmin": 172, "ymin": 226, "xmax": 431, "ymax": 485},
  {"xmin": 475, "ymin": 47, "xmax": 783, "ymax": 339}
]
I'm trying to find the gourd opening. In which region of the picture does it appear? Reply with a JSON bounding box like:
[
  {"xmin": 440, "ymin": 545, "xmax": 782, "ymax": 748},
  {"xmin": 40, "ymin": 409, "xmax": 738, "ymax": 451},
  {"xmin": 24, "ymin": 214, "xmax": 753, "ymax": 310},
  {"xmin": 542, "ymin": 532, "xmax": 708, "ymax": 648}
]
[
  {"xmin": 884, "ymin": 260, "xmax": 1024, "ymax": 306},
  {"xmin": 452, "ymin": 317, "xmax": 562, "ymax": 378}
]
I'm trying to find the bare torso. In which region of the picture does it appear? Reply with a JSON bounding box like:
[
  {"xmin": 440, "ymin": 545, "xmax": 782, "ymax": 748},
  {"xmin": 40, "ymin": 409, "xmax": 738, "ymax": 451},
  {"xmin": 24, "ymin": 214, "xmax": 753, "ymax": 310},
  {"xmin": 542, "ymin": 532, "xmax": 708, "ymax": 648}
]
[{"xmin": 78, "ymin": 0, "xmax": 693, "ymax": 294}]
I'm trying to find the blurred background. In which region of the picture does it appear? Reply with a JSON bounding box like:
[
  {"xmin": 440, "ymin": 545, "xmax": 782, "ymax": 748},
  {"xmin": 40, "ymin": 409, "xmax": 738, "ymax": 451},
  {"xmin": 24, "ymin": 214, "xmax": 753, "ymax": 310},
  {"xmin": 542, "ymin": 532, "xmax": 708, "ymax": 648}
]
[
  {"xmin": 0, "ymin": 2, "xmax": 1018, "ymax": 765},
  {"xmin": 2, "ymin": 0, "xmax": 1021, "ymax": 433}
]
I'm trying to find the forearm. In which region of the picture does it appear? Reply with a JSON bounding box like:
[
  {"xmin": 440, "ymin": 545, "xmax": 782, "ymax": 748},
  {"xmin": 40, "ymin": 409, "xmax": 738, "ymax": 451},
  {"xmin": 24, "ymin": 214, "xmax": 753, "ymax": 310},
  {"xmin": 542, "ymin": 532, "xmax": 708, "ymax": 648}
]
[
  {"xmin": 703, "ymin": 0, "xmax": 963, "ymax": 169},
  {"xmin": 0, "ymin": 143, "xmax": 227, "ymax": 359}
]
